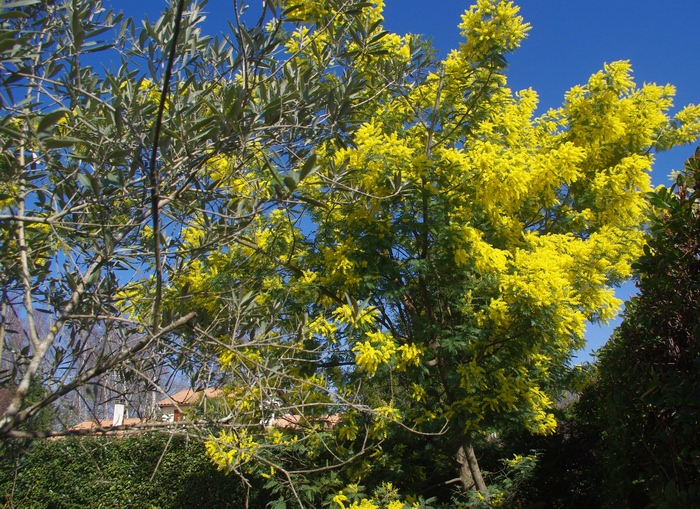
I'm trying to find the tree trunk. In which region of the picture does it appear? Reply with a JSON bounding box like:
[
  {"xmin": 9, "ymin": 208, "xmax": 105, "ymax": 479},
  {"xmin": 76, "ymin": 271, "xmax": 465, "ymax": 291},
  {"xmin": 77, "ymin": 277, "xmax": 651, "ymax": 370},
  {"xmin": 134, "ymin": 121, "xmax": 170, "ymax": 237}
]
[
  {"xmin": 457, "ymin": 445, "xmax": 475, "ymax": 491},
  {"xmin": 458, "ymin": 438, "xmax": 488, "ymax": 498}
]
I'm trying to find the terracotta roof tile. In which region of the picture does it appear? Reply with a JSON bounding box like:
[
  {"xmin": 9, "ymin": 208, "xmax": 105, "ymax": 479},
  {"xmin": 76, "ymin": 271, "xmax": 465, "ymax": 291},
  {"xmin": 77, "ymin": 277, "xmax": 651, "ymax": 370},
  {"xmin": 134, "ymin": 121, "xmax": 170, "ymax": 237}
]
[
  {"xmin": 70, "ymin": 417, "xmax": 144, "ymax": 431},
  {"xmin": 268, "ymin": 414, "xmax": 341, "ymax": 429},
  {"xmin": 157, "ymin": 388, "xmax": 221, "ymax": 407}
]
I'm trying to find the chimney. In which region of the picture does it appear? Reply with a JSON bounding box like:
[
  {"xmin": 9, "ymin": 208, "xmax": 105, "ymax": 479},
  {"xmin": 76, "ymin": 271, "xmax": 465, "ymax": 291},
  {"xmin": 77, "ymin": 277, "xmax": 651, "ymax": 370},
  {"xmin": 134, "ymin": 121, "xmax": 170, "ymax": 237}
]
[{"xmin": 112, "ymin": 403, "xmax": 125, "ymax": 426}]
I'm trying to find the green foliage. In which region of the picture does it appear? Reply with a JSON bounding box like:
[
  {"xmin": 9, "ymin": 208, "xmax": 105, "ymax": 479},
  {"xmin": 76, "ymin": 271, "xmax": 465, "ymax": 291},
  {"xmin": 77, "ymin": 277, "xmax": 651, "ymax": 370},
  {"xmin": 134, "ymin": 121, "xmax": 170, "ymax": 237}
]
[
  {"xmin": 3, "ymin": 0, "xmax": 700, "ymax": 506},
  {"xmin": 195, "ymin": 0, "xmax": 700, "ymax": 503},
  {"xmin": 0, "ymin": 0, "xmax": 417, "ymax": 437},
  {"xmin": 584, "ymin": 148, "xmax": 700, "ymax": 508},
  {"xmin": 483, "ymin": 398, "xmax": 604, "ymax": 509},
  {"xmin": 0, "ymin": 433, "xmax": 267, "ymax": 508}
]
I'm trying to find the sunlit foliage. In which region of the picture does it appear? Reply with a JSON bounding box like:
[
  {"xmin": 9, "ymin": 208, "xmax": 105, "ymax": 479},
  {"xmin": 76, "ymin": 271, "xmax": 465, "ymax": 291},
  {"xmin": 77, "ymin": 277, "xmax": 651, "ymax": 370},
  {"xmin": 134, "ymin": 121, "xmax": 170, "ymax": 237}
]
[{"xmin": 165, "ymin": 0, "xmax": 700, "ymax": 504}]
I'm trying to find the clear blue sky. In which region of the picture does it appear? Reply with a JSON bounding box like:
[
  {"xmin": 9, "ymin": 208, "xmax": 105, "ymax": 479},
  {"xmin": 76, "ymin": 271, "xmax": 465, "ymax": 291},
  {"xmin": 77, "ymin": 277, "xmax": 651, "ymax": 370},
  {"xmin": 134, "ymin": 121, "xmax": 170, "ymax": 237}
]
[{"xmin": 115, "ymin": 0, "xmax": 700, "ymax": 361}]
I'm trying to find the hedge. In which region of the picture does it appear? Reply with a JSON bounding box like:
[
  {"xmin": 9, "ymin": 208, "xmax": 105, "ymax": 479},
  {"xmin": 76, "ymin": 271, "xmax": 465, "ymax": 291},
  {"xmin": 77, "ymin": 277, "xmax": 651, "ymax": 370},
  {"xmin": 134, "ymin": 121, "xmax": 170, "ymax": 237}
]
[{"xmin": 0, "ymin": 432, "xmax": 267, "ymax": 508}]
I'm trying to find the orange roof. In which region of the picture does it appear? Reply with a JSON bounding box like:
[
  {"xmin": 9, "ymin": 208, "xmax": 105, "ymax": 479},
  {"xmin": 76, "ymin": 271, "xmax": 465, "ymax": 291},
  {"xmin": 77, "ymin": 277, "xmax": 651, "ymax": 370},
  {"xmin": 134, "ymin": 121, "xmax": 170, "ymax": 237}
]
[
  {"xmin": 70, "ymin": 417, "xmax": 144, "ymax": 431},
  {"xmin": 268, "ymin": 414, "xmax": 341, "ymax": 429},
  {"xmin": 157, "ymin": 388, "xmax": 221, "ymax": 407}
]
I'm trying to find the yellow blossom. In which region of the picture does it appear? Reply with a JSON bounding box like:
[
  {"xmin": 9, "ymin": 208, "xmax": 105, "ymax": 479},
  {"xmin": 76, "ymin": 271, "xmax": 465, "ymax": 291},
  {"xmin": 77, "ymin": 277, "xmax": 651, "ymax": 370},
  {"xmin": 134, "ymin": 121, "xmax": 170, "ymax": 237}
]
[{"xmin": 353, "ymin": 331, "xmax": 396, "ymax": 375}]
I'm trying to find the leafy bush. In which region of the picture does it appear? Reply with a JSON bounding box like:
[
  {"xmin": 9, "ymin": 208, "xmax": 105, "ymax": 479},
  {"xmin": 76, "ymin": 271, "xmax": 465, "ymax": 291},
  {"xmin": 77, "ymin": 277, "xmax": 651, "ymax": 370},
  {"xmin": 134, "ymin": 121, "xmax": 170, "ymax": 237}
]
[
  {"xmin": 583, "ymin": 149, "xmax": 700, "ymax": 508},
  {"xmin": 0, "ymin": 432, "xmax": 267, "ymax": 508}
]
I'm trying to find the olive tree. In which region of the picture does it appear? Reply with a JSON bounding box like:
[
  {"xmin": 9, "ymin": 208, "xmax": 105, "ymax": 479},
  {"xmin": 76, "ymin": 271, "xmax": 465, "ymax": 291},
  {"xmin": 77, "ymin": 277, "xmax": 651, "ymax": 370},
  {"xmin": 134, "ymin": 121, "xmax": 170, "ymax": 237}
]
[{"xmin": 0, "ymin": 0, "xmax": 413, "ymax": 437}]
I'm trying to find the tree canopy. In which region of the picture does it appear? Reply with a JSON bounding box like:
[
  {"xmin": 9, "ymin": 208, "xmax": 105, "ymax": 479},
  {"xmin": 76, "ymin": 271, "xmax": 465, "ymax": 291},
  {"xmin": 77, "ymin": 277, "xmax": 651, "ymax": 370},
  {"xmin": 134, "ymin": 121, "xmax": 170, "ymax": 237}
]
[
  {"xmin": 176, "ymin": 0, "xmax": 700, "ymax": 505},
  {"xmin": 0, "ymin": 0, "xmax": 423, "ymax": 434}
]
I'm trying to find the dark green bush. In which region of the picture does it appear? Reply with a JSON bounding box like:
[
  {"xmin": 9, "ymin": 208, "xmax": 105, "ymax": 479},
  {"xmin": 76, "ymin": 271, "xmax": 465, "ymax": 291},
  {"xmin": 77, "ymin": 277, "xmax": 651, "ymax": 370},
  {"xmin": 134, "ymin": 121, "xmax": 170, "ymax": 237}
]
[
  {"xmin": 581, "ymin": 149, "xmax": 700, "ymax": 508},
  {"xmin": 0, "ymin": 432, "xmax": 267, "ymax": 508}
]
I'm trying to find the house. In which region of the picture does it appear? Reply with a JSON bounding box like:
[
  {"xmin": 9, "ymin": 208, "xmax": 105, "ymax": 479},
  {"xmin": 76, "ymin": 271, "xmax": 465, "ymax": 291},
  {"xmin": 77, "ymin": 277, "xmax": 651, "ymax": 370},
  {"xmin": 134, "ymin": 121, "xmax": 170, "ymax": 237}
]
[
  {"xmin": 156, "ymin": 387, "xmax": 222, "ymax": 422},
  {"xmin": 66, "ymin": 388, "xmax": 223, "ymax": 432},
  {"xmin": 266, "ymin": 413, "xmax": 341, "ymax": 429},
  {"xmin": 67, "ymin": 388, "xmax": 339, "ymax": 433},
  {"xmin": 69, "ymin": 416, "xmax": 144, "ymax": 432},
  {"xmin": 66, "ymin": 402, "xmax": 145, "ymax": 434}
]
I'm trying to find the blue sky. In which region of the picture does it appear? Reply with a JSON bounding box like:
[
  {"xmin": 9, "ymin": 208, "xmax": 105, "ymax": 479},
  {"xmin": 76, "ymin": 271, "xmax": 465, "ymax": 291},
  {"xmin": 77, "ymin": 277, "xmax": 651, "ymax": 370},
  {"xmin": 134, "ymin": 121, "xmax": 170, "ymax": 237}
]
[
  {"xmin": 117, "ymin": 0, "xmax": 700, "ymax": 182},
  {"xmin": 115, "ymin": 0, "xmax": 700, "ymax": 361}
]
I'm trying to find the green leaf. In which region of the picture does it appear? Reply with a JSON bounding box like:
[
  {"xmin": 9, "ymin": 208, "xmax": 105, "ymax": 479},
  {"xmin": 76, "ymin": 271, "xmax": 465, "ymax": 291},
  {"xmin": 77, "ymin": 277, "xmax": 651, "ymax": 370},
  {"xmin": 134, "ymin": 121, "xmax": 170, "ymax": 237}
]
[
  {"xmin": 76, "ymin": 172, "xmax": 100, "ymax": 195},
  {"xmin": 36, "ymin": 109, "xmax": 69, "ymax": 134},
  {"xmin": 42, "ymin": 137, "xmax": 79, "ymax": 149},
  {"xmin": 298, "ymin": 152, "xmax": 317, "ymax": 181},
  {"xmin": 84, "ymin": 268, "xmax": 101, "ymax": 287},
  {"xmin": 65, "ymin": 272, "xmax": 77, "ymax": 291},
  {"xmin": 0, "ymin": 9, "xmax": 30, "ymax": 19},
  {"xmin": 298, "ymin": 195, "xmax": 329, "ymax": 210},
  {"xmin": 283, "ymin": 175, "xmax": 297, "ymax": 192},
  {"xmin": 0, "ymin": 0, "xmax": 40, "ymax": 9}
]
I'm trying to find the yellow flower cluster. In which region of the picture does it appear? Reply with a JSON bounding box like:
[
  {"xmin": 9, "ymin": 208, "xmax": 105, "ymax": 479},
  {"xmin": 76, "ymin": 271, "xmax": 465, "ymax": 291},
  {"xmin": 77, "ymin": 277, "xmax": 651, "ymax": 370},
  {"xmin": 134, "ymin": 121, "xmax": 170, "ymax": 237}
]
[
  {"xmin": 0, "ymin": 182, "xmax": 17, "ymax": 209},
  {"xmin": 333, "ymin": 303, "xmax": 379, "ymax": 328},
  {"xmin": 333, "ymin": 121, "xmax": 415, "ymax": 196},
  {"xmin": 307, "ymin": 315, "xmax": 338, "ymax": 340},
  {"xmin": 336, "ymin": 414, "xmax": 360, "ymax": 441},
  {"xmin": 321, "ymin": 241, "xmax": 362, "ymax": 286},
  {"xmin": 454, "ymin": 358, "xmax": 558, "ymax": 435},
  {"xmin": 409, "ymin": 383, "xmax": 427, "ymax": 403},
  {"xmin": 459, "ymin": 0, "xmax": 530, "ymax": 62},
  {"xmin": 522, "ymin": 386, "xmax": 557, "ymax": 435},
  {"xmin": 333, "ymin": 482, "xmax": 418, "ymax": 509},
  {"xmin": 370, "ymin": 405, "xmax": 402, "ymax": 439},
  {"xmin": 280, "ymin": 0, "xmax": 391, "ymax": 79},
  {"xmin": 205, "ymin": 429, "xmax": 260, "ymax": 471},
  {"xmin": 278, "ymin": 0, "xmax": 384, "ymax": 24},
  {"xmin": 353, "ymin": 331, "xmax": 396, "ymax": 376},
  {"xmin": 137, "ymin": 78, "xmax": 161, "ymax": 105},
  {"xmin": 396, "ymin": 343, "xmax": 422, "ymax": 370},
  {"xmin": 181, "ymin": 225, "xmax": 205, "ymax": 248}
]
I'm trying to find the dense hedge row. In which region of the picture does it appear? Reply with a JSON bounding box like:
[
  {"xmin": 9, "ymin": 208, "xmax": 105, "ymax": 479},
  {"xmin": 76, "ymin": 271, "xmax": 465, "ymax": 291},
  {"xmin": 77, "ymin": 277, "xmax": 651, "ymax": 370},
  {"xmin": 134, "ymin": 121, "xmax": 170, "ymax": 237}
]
[
  {"xmin": 0, "ymin": 433, "xmax": 266, "ymax": 508},
  {"xmin": 582, "ymin": 152, "xmax": 700, "ymax": 508}
]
